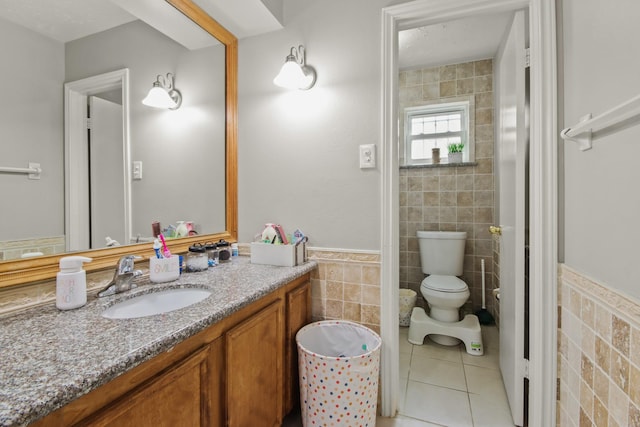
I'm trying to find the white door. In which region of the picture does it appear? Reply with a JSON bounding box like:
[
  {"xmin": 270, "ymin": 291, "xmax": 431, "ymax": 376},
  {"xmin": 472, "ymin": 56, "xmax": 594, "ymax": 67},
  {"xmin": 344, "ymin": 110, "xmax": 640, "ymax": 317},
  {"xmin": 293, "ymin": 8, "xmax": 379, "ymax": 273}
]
[
  {"xmin": 89, "ymin": 96, "xmax": 126, "ymax": 248},
  {"xmin": 495, "ymin": 10, "xmax": 527, "ymax": 427}
]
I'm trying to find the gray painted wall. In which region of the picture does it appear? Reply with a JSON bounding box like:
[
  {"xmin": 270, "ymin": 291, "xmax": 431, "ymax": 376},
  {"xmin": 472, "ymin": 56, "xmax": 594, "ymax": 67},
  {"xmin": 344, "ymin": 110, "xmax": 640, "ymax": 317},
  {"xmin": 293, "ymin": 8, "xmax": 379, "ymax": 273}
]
[
  {"xmin": 238, "ymin": 0, "xmax": 405, "ymax": 249},
  {"xmin": 0, "ymin": 17, "xmax": 65, "ymax": 241},
  {"xmin": 65, "ymin": 20, "xmax": 226, "ymax": 240},
  {"xmin": 561, "ymin": 0, "xmax": 640, "ymax": 299}
]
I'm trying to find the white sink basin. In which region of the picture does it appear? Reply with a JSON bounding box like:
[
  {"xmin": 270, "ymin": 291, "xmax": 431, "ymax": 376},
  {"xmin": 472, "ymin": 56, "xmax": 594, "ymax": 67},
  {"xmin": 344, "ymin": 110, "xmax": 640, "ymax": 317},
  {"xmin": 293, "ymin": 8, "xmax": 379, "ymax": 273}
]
[{"xmin": 102, "ymin": 288, "xmax": 212, "ymax": 319}]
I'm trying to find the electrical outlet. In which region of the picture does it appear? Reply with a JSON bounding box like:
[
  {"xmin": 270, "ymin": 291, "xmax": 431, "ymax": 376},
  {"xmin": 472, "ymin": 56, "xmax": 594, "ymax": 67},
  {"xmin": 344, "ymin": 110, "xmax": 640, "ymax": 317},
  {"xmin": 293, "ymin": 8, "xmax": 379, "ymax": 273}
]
[
  {"xmin": 359, "ymin": 144, "xmax": 376, "ymax": 169},
  {"xmin": 133, "ymin": 161, "xmax": 143, "ymax": 180}
]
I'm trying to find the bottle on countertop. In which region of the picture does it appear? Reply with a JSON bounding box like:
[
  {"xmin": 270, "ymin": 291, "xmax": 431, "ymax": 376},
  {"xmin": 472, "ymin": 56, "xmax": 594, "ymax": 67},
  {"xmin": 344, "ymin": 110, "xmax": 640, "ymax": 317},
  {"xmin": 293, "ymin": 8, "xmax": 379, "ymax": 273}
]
[
  {"xmin": 56, "ymin": 256, "xmax": 92, "ymax": 310},
  {"xmin": 231, "ymin": 243, "xmax": 239, "ymax": 259}
]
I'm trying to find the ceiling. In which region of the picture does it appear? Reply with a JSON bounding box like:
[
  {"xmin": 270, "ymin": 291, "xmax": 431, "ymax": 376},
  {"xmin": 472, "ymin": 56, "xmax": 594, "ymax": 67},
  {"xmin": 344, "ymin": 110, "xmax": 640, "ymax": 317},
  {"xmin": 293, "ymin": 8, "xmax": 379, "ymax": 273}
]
[
  {"xmin": 0, "ymin": 0, "xmax": 136, "ymax": 43},
  {"xmin": 399, "ymin": 12, "xmax": 514, "ymax": 70},
  {"xmin": 0, "ymin": 0, "xmax": 283, "ymax": 46},
  {"xmin": 1, "ymin": 1, "xmax": 512, "ymax": 69}
]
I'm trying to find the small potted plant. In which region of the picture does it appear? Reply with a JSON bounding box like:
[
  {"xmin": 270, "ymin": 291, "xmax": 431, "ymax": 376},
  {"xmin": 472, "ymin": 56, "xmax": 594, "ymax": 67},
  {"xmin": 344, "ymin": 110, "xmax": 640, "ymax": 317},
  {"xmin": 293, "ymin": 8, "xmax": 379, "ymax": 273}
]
[{"xmin": 447, "ymin": 143, "xmax": 464, "ymax": 163}]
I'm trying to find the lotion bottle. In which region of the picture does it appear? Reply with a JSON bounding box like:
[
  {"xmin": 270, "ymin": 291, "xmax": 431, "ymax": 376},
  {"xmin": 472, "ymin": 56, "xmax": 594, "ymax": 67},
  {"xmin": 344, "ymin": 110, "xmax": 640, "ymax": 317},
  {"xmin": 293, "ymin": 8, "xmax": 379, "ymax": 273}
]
[{"xmin": 56, "ymin": 256, "xmax": 92, "ymax": 310}]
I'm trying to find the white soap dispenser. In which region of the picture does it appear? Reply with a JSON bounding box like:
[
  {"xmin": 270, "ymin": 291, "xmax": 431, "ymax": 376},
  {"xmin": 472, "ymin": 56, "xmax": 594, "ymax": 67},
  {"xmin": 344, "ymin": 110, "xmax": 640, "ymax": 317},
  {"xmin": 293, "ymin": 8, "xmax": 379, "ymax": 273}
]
[{"xmin": 56, "ymin": 256, "xmax": 92, "ymax": 310}]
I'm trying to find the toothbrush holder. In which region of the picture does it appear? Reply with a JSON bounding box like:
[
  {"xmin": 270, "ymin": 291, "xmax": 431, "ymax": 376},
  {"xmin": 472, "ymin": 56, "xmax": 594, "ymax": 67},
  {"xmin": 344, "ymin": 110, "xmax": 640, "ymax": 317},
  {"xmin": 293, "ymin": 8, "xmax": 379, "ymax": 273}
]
[{"xmin": 149, "ymin": 256, "xmax": 180, "ymax": 283}]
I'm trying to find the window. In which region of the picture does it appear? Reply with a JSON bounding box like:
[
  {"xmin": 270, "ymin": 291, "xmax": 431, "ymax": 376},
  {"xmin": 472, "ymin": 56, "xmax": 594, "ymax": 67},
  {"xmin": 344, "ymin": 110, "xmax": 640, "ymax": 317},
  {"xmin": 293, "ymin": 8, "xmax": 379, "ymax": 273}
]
[{"xmin": 404, "ymin": 101, "xmax": 471, "ymax": 165}]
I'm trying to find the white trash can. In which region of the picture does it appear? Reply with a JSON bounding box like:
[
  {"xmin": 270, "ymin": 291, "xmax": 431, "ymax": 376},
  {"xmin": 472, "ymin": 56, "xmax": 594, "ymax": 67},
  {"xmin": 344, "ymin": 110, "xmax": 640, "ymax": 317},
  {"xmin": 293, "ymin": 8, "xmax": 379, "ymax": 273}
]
[
  {"xmin": 296, "ymin": 320, "xmax": 382, "ymax": 427},
  {"xmin": 399, "ymin": 289, "xmax": 417, "ymax": 327}
]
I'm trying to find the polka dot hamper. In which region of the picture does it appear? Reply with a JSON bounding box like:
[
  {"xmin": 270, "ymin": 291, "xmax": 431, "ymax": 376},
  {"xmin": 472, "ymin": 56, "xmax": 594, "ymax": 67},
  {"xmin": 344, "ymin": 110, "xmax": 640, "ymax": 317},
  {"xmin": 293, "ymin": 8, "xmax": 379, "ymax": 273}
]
[{"xmin": 296, "ymin": 320, "xmax": 382, "ymax": 427}]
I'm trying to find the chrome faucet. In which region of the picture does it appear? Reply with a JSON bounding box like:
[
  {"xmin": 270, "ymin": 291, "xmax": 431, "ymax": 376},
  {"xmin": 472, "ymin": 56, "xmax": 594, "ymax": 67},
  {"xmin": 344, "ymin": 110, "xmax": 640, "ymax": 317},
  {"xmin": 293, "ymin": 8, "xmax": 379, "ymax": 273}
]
[{"xmin": 97, "ymin": 255, "xmax": 143, "ymax": 297}]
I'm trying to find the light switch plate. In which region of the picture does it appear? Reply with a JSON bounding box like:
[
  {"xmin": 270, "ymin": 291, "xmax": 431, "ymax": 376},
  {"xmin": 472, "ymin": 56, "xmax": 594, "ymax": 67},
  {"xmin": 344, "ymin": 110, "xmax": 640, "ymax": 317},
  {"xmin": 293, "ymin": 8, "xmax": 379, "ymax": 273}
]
[
  {"xmin": 133, "ymin": 161, "xmax": 143, "ymax": 180},
  {"xmin": 359, "ymin": 144, "xmax": 376, "ymax": 169}
]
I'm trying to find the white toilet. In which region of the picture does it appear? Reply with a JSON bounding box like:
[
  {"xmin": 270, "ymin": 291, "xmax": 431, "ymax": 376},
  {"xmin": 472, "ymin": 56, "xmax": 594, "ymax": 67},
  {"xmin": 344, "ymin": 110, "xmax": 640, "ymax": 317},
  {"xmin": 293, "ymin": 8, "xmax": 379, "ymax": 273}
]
[{"xmin": 408, "ymin": 231, "xmax": 483, "ymax": 355}]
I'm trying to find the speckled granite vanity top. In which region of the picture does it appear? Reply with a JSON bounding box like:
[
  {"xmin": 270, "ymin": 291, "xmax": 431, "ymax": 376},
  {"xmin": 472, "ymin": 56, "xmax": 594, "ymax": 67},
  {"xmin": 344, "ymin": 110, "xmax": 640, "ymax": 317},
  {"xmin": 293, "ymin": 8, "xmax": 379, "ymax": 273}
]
[{"xmin": 0, "ymin": 257, "xmax": 316, "ymax": 426}]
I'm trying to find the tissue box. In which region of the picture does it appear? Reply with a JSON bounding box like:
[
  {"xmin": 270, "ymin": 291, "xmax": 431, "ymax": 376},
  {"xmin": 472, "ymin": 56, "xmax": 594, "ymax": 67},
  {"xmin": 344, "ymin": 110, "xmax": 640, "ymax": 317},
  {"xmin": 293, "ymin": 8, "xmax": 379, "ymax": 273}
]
[{"xmin": 250, "ymin": 242, "xmax": 306, "ymax": 267}]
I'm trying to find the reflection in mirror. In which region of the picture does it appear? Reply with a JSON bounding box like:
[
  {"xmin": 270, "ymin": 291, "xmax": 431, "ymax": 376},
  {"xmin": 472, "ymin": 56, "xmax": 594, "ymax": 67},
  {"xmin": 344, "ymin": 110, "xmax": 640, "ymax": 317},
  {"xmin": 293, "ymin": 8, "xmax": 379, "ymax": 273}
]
[
  {"xmin": 64, "ymin": 18, "xmax": 226, "ymax": 253},
  {"xmin": 0, "ymin": 0, "xmax": 237, "ymax": 288},
  {"xmin": 0, "ymin": 3, "xmax": 228, "ymax": 261}
]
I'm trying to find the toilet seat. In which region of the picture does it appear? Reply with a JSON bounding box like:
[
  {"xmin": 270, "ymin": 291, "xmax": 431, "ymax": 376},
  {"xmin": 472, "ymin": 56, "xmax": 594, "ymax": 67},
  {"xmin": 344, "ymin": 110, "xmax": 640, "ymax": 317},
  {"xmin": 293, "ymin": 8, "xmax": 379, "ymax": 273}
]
[{"xmin": 421, "ymin": 275, "xmax": 467, "ymax": 293}]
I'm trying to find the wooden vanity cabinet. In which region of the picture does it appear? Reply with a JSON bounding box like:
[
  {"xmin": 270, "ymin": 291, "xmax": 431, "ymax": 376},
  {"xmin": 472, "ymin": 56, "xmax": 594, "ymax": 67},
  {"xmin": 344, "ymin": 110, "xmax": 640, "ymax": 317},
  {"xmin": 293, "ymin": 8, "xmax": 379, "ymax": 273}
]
[
  {"xmin": 226, "ymin": 301, "xmax": 283, "ymax": 427},
  {"xmin": 284, "ymin": 281, "xmax": 311, "ymax": 414},
  {"xmin": 32, "ymin": 274, "xmax": 311, "ymax": 427},
  {"xmin": 79, "ymin": 343, "xmax": 216, "ymax": 426}
]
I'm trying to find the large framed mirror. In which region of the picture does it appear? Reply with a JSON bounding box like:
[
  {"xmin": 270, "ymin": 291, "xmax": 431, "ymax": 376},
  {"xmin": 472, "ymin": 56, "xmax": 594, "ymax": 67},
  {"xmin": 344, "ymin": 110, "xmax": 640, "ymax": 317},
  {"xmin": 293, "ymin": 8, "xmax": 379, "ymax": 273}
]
[{"xmin": 0, "ymin": 0, "xmax": 237, "ymax": 287}]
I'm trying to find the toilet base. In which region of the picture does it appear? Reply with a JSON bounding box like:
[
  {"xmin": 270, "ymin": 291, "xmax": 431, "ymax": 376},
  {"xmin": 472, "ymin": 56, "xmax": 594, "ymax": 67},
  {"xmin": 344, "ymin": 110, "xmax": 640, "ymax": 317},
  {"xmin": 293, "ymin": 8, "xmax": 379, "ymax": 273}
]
[{"xmin": 408, "ymin": 307, "xmax": 484, "ymax": 356}]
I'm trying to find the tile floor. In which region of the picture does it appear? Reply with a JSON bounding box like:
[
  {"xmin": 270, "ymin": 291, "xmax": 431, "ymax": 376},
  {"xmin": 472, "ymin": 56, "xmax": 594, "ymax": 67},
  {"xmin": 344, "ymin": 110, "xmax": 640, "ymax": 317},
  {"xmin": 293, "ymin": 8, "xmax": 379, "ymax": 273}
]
[
  {"xmin": 284, "ymin": 325, "xmax": 515, "ymax": 427},
  {"xmin": 386, "ymin": 325, "xmax": 515, "ymax": 427}
]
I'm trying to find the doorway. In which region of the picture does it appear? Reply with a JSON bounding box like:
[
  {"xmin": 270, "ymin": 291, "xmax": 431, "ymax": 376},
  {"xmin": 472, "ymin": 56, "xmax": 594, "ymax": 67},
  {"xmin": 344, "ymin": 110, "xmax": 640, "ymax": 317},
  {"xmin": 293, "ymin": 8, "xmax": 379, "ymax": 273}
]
[
  {"xmin": 395, "ymin": 11, "xmax": 524, "ymax": 425},
  {"xmin": 64, "ymin": 69, "xmax": 132, "ymax": 251},
  {"xmin": 379, "ymin": 1, "xmax": 558, "ymax": 426},
  {"xmin": 88, "ymin": 94, "xmax": 126, "ymax": 248}
]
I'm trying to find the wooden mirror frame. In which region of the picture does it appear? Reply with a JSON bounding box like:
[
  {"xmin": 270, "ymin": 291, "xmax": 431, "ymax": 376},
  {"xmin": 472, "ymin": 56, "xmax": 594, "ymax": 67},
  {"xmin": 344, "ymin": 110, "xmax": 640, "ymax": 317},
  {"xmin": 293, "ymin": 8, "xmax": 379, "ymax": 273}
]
[{"xmin": 0, "ymin": 0, "xmax": 238, "ymax": 288}]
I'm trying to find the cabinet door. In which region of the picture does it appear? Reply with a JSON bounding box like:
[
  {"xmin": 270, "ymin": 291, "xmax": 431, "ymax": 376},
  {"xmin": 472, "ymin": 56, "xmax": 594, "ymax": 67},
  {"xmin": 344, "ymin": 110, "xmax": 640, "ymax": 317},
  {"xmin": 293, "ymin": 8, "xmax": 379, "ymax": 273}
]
[
  {"xmin": 226, "ymin": 300, "xmax": 284, "ymax": 427},
  {"xmin": 284, "ymin": 282, "xmax": 311, "ymax": 414},
  {"xmin": 80, "ymin": 346, "xmax": 210, "ymax": 427}
]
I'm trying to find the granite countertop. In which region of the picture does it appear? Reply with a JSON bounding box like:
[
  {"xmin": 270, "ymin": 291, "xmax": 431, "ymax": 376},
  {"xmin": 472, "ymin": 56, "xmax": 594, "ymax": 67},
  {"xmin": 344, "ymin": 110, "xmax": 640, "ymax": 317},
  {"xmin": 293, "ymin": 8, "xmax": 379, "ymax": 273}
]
[{"xmin": 0, "ymin": 257, "xmax": 316, "ymax": 426}]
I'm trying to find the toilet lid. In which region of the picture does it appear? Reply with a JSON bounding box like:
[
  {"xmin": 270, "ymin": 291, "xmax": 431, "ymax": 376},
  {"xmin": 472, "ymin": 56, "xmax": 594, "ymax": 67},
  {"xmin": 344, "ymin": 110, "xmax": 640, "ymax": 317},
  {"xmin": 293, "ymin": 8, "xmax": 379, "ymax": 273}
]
[{"xmin": 422, "ymin": 275, "xmax": 467, "ymax": 293}]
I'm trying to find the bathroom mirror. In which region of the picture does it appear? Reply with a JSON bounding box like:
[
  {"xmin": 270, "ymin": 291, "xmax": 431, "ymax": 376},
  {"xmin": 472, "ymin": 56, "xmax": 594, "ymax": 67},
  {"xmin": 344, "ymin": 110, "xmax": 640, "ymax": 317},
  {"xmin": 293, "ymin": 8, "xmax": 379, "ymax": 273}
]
[{"xmin": 0, "ymin": 0, "xmax": 237, "ymax": 287}]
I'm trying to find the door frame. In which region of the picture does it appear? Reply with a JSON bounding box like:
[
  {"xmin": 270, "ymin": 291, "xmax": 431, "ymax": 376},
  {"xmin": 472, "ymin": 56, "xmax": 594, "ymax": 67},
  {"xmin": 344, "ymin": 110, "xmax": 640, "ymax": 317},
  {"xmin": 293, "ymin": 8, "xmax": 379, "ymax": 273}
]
[
  {"xmin": 379, "ymin": 1, "xmax": 558, "ymax": 425},
  {"xmin": 64, "ymin": 69, "xmax": 131, "ymax": 251}
]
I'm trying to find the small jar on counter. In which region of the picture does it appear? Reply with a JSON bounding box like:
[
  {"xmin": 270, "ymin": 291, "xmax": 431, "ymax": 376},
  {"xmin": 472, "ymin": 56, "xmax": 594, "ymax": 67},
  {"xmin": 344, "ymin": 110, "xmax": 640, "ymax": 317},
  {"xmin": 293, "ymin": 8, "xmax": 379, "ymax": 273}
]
[
  {"xmin": 204, "ymin": 242, "xmax": 218, "ymax": 267},
  {"xmin": 185, "ymin": 244, "xmax": 208, "ymax": 272},
  {"xmin": 217, "ymin": 239, "xmax": 231, "ymax": 263}
]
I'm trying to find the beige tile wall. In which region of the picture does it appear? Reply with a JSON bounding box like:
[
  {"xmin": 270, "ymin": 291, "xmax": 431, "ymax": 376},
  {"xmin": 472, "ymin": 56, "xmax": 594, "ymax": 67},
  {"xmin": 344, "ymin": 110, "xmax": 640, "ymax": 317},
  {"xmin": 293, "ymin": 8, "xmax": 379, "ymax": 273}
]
[
  {"xmin": 558, "ymin": 264, "xmax": 640, "ymax": 427},
  {"xmin": 399, "ymin": 59, "xmax": 496, "ymax": 315},
  {"xmin": 307, "ymin": 249, "xmax": 381, "ymax": 334},
  {"xmin": 0, "ymin": 236, "xmax": 65, "ymax": 261}
]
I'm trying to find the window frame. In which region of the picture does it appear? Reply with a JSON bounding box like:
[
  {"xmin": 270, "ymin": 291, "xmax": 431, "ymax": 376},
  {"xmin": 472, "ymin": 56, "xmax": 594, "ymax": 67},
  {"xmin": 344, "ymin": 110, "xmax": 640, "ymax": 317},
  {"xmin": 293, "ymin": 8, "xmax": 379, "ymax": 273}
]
[{"xmin": 403, "ymin": 100, "xmax": 474, "ymax": 166}]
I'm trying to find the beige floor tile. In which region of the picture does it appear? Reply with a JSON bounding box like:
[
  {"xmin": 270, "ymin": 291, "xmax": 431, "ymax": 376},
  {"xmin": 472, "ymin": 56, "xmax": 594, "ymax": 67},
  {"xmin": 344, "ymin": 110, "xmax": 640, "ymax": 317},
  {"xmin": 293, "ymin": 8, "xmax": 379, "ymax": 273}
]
[
  {"xmin": 461, "ymin": 342, "xmax": 500, "ymax": 369},
  {"xmin": 410, "ymin": 357, "xmax": 467, "ymax": 392},
  {"xmin": 464, "ymin": 364, "xmax": 507, "ymax": 397},
  {"xmin": 400, "ymin": 328, "xmax": 414, "ymax": 355},
  {"xmin": 412, "ymin": 338, "xmax": 463, "ymax": 364},
  {"xmin": 482, "ymin": 325, "xmax": 500, "ymax": 350},
  {"xmin": 469, "ymin": 392, "xmax": 515, "ymax": 426},
  {"xmin": 377, "ymin": 414, "xmax": 445, "ymax": 426},
  {"xmin": 400, "ymin": 352, "xmax": 411, "ymax": 379},
  {"xmin": 403, "ymin": 381, "xmax": 473, "ymax": 427},
  {"xmin": 391, "ymin": 325, "xmax": 512, "ymax": 427},
  {"xmin": 398, "ymin": 376, "xmax": 408, "ymax": 413}
]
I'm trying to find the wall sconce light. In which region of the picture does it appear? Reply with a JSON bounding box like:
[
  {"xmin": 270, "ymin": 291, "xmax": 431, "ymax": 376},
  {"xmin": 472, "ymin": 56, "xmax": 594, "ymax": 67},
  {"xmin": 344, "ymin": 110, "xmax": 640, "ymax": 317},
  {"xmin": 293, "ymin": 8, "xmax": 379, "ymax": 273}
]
[
  {"xmin": 273, "ymin": 45, "xmax": 316, "ymax": 90},
  {"xmin": 142, "ymin": 73, "xmax": 182, "ymax": 109}
]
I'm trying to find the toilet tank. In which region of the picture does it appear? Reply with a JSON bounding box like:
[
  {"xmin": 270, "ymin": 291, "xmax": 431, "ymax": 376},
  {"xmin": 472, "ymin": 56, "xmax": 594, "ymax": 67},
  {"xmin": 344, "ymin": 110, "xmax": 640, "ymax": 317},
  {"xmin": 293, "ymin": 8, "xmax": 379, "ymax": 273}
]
[{"xmin": 416, "ymin": 231, "xmax": 467, "ymax": 276}]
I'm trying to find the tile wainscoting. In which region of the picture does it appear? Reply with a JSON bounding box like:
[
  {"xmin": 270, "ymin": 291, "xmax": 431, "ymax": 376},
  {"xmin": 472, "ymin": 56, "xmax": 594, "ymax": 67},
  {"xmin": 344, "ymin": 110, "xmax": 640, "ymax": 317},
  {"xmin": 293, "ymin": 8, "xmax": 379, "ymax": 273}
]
[
  {"xmin": 306, "ymin": 248, "xmax": 381, "ymax": 333},
  {"xmin": 558, "ymin": 264, "xmax": 640, "ymax": 427}
]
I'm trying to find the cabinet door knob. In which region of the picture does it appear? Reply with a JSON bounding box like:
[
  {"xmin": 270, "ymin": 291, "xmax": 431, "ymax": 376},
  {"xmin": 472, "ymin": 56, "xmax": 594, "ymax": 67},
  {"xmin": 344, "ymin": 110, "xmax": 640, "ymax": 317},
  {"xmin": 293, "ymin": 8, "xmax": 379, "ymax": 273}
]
[{"xmin": 489, "ymin": 226, "xmax": 502, "ymax": 235}]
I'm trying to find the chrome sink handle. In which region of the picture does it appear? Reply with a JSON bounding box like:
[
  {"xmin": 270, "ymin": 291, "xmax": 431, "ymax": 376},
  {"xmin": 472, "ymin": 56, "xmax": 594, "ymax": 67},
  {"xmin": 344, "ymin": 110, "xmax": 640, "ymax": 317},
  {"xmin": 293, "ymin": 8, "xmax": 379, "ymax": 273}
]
[{"xmin": 97, "ymin": 255, "xmax": 143, "ymax": 298}]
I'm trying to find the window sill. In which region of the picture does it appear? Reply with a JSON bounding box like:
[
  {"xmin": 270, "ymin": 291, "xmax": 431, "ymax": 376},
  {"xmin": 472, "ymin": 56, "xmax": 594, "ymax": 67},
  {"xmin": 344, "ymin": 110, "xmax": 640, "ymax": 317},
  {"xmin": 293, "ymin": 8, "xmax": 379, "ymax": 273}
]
[{"xmin": 400, "ymin": 161, "xmax": 478, "ymax": 170}]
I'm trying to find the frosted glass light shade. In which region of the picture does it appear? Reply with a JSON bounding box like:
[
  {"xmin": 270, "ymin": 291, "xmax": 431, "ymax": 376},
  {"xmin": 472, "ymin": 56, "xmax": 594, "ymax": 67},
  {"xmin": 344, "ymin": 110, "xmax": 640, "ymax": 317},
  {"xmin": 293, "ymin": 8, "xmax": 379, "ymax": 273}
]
[
  {"xmin": 273, "ymin": 45, "xmax": 316, "ymax": 91},
  {"xmin": 273, "ymin": 60, "xmax": 314, "ymax": 90},
  {"xmin": 142, "ymin": 85, "xmax": 177, "ymax": 109}
]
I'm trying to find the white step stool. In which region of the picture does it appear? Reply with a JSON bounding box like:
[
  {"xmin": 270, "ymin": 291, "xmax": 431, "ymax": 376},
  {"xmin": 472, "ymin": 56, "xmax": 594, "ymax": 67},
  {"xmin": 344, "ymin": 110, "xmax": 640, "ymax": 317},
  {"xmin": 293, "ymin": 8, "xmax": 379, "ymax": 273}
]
[{"xmin": 408, "ymin": 307, "xmax": 484, "ymax": 356}]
